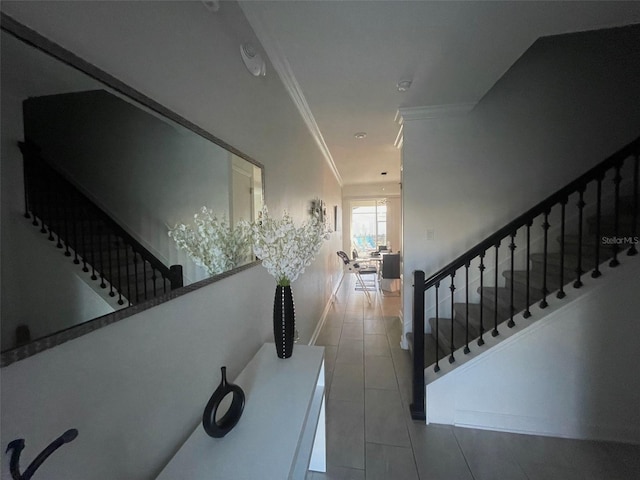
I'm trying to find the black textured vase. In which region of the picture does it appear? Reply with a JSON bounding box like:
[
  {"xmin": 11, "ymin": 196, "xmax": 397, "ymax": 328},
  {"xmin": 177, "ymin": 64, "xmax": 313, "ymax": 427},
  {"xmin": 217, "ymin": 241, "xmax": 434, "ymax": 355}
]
[
  {"xmin": 273, "ymin": 285, "xmax": 295, "ymax": 358},
  {"xmin": 202, "ymin": 366, "xmax": 245, "ymax": 438}
]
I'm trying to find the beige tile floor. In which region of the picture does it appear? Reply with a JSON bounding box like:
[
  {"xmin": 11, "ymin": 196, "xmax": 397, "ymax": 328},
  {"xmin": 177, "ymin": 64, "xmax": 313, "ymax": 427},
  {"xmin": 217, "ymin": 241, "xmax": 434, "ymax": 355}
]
[{"xmin": 307, "ymin": 275, "xmax": 640, "ymax": 480}]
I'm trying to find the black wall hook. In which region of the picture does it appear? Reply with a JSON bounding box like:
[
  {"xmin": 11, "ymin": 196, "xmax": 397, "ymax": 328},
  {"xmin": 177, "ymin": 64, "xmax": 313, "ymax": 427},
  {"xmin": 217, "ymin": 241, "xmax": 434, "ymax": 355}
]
[{"xmin": 6, "ymin": 429, "xmax": 78, "ymax": 480}]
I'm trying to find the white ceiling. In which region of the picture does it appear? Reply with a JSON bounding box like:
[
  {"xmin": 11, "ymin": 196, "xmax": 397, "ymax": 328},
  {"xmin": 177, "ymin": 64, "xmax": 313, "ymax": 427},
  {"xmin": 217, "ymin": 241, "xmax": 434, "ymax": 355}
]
[{"xmin": 238, "ymin": 1, "xmax": 640, "ymax": 186}]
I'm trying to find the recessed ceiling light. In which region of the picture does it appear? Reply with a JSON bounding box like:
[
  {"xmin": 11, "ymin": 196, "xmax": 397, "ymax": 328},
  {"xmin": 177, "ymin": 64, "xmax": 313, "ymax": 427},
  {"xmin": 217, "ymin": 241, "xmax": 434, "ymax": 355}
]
[
  {"xmin": 396, "ymin": 80, "xmax": 412, "ymax": 92},
  {"xmin": 354, "ymin": 132, "xmax": 367, "ymax": 139}
]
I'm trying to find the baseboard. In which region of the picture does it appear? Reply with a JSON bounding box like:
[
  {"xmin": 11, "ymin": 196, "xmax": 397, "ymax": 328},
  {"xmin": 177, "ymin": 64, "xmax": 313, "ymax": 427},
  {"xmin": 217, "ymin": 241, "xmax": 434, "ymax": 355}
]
[
  {"xmin": 399, "ymin": 309, "xmax": 409, "ymax": 349},
  {"xmin": 452, "ymin": 410, "xmax": 640, "ymax": 445},
  {"xmin": 309, "ymin": 272, "xmax": 344, "ymax": 346}
]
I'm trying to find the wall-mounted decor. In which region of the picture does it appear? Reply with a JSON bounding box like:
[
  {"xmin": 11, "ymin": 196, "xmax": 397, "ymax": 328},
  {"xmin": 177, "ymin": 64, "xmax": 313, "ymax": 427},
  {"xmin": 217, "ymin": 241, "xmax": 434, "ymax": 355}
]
[
  {"xmin": 6, "ymin": 428, "xmax": 79, "ymax": 479},
  {"xmin": 310, "ymin": 198, "xmax": 326, "ymax": 224},
  {"xmin": 333, "ymin": 205, "xmax": 339, "ymax": 232}
]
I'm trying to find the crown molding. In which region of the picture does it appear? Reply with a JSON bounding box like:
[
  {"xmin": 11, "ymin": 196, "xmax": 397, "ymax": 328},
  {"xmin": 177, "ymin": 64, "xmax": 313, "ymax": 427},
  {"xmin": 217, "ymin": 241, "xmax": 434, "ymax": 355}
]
[
  {"xmin": 394, "ymin": 122, "xmax": 404, "ymax": 150},
  {"xmin": 239, "ymin": 3, "xmax": 343, "ymax": 187},
  {"xmin": 398, "ymin": 102, "xmax": 476, "ymax": 122}
]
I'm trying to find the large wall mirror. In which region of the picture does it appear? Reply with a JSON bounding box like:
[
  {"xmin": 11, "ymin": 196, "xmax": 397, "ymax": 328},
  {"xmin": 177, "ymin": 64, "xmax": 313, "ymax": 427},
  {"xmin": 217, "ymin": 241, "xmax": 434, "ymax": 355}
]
[{"xmin": 1, "ymin": 15, "xmax": 264, "ymax": 366}]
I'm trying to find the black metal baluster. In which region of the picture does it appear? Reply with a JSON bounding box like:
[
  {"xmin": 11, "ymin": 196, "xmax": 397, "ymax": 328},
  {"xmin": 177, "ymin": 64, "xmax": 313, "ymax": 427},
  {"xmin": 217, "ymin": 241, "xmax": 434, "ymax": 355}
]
[
  {"xmin": 610, "ymin": 163, "xmax": 622, "ymax": 267},
  {"xmin": 449, "ymin": 273, "xmax": 456, "ymax": 364},
  {"xmin": 492, "ymin": 243, "xmax": 500, "ymax": 337},
  {"xmin": 44, "ymin": 182, "xmax": 52, "ymax": 238},
  {"xmin": 143, "ymin": 260, "xmax": 149, "ymax": 300},
  {"xmin": 62, "ymin": 189, "xmax": 71, "ymax": 257},
  {"xmin": 508, "ymin": 232, "xmax": 516, "ymax": 328},
  {"xmin": 55, "ymin": 183, "xmax": 63, "ymax": 249},
  {"xmin": 592, "ymin": 175, "xmax": 603, "ymax": 277},
  {"xmin": 464, "ymin": 261, "xmax": 470, "ymax": 354},
  {"xmin": 152, "ymin": 268, "xmax": 157, "ymax": 297},
  {"xmin": 89, "ymin": 215, "xmax": 97, "ymax": 280},
  {"xmin": 133, "ymin": 251, "xmax": 140, "ymax": 303},
  {"xmin": 80, "ymin": 205, "xmax": 89, "ymax": 272},
  {"xmin": 557, "ymin": 199, "xmax": 567, "ymax": 299},
  {"xmin": 434, "ymin": 282, "xmax": 440, "ymax": 372},
  {"xmin": 125, "ymin": 246, "xmax": 132, "ymax": 306},
  {"xmin": 628, "ymin": 152, "xmax": 639, "ymax": 256},
  {"xmin": 98, "ymin": 220, "xmax": 106, "ymax": 289},
  {"xmin": 523, "ymin": 222, "xmax": 532, "ymax": 318},
  {"xmin": 108, "ymin": 233, "xmax": 115, "ymax": 297},
  {"xmin": 71, "ymin": 194, "xmax": 80, "ymax": 265},
  {"xmin": 540, "ymin": 211, "xmax": 550, "ymax": 308},
  {"xmin": 116, "ymin": 239, "xmax": 124, "ymax": 305},
  {"xmin": 31, "ymin": 173, "xmax": 41, "ymax": 226},
  {"xmin": 38, "ymin": 164, "xmax": 48, "ymax": 231},
  {"xmin": 31, "ymin": 171, "xmax": 41, "ymax": 225},
  {"xmin": 574, "ymin": 188, "xmax": 586, "ymax": 287},
  {"xmin": 40, "ymin": 191, "xmax": 54, "ymax": 238},
  {"xmin": 478, "ymin": 252, "xmax": 485, "ymax": 346}
]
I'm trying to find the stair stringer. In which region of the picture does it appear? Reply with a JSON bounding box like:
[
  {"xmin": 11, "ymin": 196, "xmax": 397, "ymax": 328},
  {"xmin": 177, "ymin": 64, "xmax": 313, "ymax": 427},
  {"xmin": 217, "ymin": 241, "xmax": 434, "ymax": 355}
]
[{"xmin": 424, "ymin": 252, "xmax": 640, "ymax": 444}]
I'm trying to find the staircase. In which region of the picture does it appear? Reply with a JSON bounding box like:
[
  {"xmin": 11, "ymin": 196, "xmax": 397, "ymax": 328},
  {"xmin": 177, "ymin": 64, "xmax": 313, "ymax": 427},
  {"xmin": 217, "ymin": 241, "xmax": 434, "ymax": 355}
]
[
  {"xmin": 409, "ymin": 137, "xmax": 639, "ymax": 420},
  {"xmin": 20, "ymin": 141, "xmax": 183, "ymax": 308},
  {"xmin": 428, "ymin": 196, "xmax": 638, "ymax": 356}
]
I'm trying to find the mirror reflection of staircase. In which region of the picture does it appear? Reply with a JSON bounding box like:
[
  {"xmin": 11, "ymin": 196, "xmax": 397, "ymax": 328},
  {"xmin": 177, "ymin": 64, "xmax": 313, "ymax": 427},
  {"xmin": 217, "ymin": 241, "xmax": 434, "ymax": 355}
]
[{"xmin": 20, "ymin": 141, "xmax": 183, "ymax": 308}]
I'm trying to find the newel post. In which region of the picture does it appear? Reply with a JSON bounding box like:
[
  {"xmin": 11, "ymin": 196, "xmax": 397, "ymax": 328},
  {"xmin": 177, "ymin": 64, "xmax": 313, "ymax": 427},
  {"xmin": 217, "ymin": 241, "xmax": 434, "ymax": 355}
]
[
  {"xmin": 170, "ymin": 264, "xmax": 183, "ymax": 289},
  {"xmin": 410, "ymin": 269, "xmax": 426, "ymax": 420}
]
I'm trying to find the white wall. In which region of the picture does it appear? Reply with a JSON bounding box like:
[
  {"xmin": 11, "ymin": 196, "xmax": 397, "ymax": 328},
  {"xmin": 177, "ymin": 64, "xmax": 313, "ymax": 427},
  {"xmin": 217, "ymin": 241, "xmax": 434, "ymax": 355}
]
[
  {"xmin": 426, "ymin": 255, "xmax": 640, "ymax": 444},
  {"xmin": 402, "ymin": 24, "xmax": 640, "ymax": 342},
  {"xmin": 0, "ymin": 2, "xmax": 342, "ymax": 478}
]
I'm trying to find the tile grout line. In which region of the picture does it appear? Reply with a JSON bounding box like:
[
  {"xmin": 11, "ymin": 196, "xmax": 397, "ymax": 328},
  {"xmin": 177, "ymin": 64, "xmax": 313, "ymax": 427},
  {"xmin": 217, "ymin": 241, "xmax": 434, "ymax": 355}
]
[
  {"xmin": 379, "ymin": 290, "xmax": 422, "ymax": 479},
  {"xmin": 451, "ymin": 427, "xmax": 478, "ymax": 480}
]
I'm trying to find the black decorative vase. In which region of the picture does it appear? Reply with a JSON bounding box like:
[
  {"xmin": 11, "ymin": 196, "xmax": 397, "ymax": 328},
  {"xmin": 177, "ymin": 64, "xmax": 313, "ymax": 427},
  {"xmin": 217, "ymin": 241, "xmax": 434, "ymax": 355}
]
[
  {"xmin": 202, "ymin": 366, "xmax": 245, "ymax": 438},
  {"xmin": 273, "ymin": 285, "xmax": 295, "ymax": 358}
]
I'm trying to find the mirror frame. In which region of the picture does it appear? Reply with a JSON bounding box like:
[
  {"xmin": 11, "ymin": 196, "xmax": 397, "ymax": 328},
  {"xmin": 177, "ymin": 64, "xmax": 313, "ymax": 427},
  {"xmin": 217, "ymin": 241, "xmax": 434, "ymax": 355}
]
[{"xmin": 0, "ymin": 13, "xmax": 265, "ymax": 367}]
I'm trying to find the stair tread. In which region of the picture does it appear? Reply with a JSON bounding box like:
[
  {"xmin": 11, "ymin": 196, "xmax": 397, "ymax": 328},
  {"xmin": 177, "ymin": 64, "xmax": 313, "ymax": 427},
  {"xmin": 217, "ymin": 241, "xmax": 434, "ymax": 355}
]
[{"xmin": 504, "ymin": 269, "xmax": 563, "ymax": 291}]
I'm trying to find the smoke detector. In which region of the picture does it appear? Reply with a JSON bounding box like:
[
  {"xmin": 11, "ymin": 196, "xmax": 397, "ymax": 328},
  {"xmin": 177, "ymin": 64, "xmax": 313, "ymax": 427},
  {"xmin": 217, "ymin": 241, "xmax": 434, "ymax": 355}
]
[{"xmin": 240, "ymin": 43, "xmax": 266, "ymax": 77}]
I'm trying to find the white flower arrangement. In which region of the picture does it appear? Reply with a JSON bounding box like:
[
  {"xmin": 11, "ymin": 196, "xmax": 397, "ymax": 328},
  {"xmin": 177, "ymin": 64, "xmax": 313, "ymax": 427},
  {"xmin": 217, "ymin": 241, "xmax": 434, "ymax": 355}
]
[
  {"xmin": 168, "ymin": 207, "xmax": 251, "ymax": 276},
  {"xmin": 252, "ymin": 205, "xmax": 331, "ymax": 286}
]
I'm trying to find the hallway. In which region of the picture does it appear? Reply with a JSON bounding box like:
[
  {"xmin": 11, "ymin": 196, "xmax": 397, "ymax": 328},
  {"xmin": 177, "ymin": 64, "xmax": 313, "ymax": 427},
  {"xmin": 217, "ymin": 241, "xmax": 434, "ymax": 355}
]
[{"xmin": 308, "ymin": 275, "xmax": 640, "ymax": 480}]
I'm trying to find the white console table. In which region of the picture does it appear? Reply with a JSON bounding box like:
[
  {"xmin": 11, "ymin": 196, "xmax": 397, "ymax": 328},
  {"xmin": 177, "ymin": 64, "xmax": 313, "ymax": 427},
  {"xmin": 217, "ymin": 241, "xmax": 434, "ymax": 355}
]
[{"xmin": 156, "ymin": 343, "xmax": 326, "ymax": 480}]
